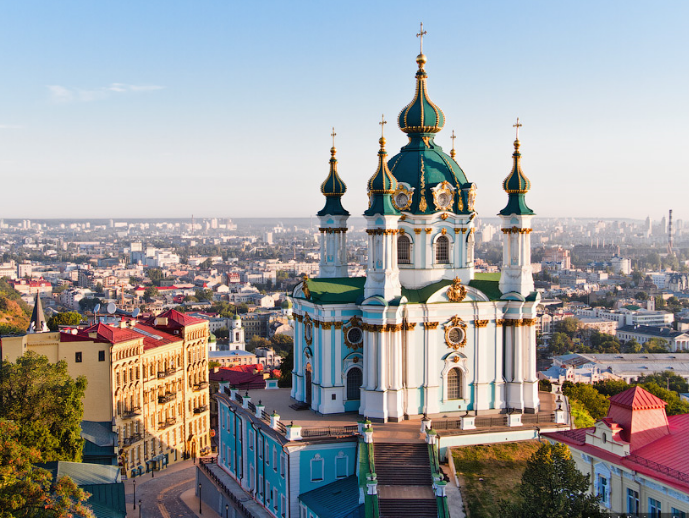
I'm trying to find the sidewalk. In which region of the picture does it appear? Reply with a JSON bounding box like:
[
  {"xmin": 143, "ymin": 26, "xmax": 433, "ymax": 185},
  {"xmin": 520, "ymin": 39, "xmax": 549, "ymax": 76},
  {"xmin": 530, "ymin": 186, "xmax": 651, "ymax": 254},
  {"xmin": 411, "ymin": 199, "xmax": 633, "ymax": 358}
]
[{"xmin": 180, "ymin": 488, "xmax": 218, "ymax": 517}]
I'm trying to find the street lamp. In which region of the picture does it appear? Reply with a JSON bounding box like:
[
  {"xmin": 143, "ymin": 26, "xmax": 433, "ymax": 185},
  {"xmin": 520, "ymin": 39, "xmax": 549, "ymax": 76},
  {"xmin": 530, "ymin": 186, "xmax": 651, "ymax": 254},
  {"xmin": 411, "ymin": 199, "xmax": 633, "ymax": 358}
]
[
  {"xmin": 198, "ymin": 483, "xmax": 203, "ymax": 514},
  {"xmin": 138, "ymin": 500, "xmax": 141, "ymax": 518},
  {"xmin": 133, "ymin": 480, "xmax": 136, "ymax": 509}
]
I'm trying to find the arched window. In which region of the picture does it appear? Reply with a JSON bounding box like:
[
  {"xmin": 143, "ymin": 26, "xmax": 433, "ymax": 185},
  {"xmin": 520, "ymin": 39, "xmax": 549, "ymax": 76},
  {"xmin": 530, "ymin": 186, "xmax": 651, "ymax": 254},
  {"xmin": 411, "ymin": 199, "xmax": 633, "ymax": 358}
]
[
  {"xmin": 398, "ymin": 234, "xmax": 411, "ymax": 264},
  {"xmin": 436, "ymin": 235, "xmax": 450, "ymax": 264},
  {"xmin": 447, "ymin": 368, "xmax": 462, "ymax": 399},
  {"xmin": 346, "ymin": 367, "xmax": 363, "ymax": 400}
]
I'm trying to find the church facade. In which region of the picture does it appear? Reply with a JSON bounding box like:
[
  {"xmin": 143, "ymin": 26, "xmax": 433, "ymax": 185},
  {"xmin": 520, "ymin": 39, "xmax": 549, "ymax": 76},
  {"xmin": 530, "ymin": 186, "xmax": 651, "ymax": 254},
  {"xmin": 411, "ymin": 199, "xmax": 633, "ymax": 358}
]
[{"xmin": 290, "ymin": 48, "xmax": 540, "ymax": 422}]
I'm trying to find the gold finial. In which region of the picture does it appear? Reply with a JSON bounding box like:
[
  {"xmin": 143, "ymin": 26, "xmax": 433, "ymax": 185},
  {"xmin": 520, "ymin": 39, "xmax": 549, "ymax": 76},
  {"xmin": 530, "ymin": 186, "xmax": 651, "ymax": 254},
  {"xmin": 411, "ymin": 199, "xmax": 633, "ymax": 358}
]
[
  {"xmin": 450, "ymin": 130, "xmax": 457, "ymax": 159},
  {"xmin": 513, "ymin": 117, "xmax": 522, "ymax": 140},
  {"xmin": 330, "ymin": 127, "xmax": 337, "ymax": 157},
  {"xmin": 416, "ymin": 22, "xmax": 427, "ymax": 54}
]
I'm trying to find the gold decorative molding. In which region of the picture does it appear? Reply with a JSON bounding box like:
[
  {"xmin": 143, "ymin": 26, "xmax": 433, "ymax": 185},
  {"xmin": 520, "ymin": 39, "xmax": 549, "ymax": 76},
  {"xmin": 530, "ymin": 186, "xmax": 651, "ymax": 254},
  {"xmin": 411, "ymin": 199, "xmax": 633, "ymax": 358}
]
[
  {"xmin": 444, "ymin": 315, "xmax": 468, "ymax": 350},
  {"xmin": 447, "ymin": 277, "xmax": 468, "ymax": 302},
  {"xmin": 467, "ymin": 184, "xmax": 477, "ymax": 212},
  {"xmin": 303, "ymin": 314, "xmax": 313, "ymax": 346},
  {"xmin": 495, "ymin": 319, "xmax": 505, "ymax": 326},
  {"xmin": 441, "ymin": 228, "xmax": 447, "ymax": 235},
  {"xmin": 502, "ymin": 227, "xmax": 533, "ymax": 234},
  {"xmin": 473, "ymin": 319, "xmax": 489, "ymax": 328},
  {"xmin": 454, "ymin": 228, "xmax": 462, "ymax": 234},
  {"xmin": 320, "ymin": 322, "xmax": 332, "ymax": 330},
  {"xmin": 422, "ymin": 322, "xmax": 439, "ymax": 330},
  {"xmin": 402, "ymin": 321, "xmax": 417, "ymax": 330},
  {"xmin": 400, "ymin": 215, "xmax": 406, "ymax": 221},
  {"xmin": 521, "ymin": 318, "xmax": 537, "ymax": 326},
  {"xmin": 318, "ymin": 227, "xmax": 348, "ymax": 234},
  {"xmin": 333, "ymin": 322, "xmax": 343, "ymax": 330},
  {"xmin": 366, "ymin": 229, "xmax": 399, "ymax": 236},
  {"xmin": 301, "ymin": 275, "xmax": 311, "ymax": 299},
  {"xmin": 295, "ymin": 314, "xmax": 304, "ymax": 322},
  {"xmin": 414, "ymin": 228, "xmax": 422, "ymax": 235},
  {"xmin": 424, "ymin": 228, "xmax": 433, "ymax": 234},
  {"xmin": 431, "ymin": 180, "xmax": 456, "ymax": 211},
  {"xmin": 313, "ymin": 320, "xmax": 320, "ymax": 328},
  {"xmin": 440, "ymin": 213, "xmax": 449, "ymax": 220},
  {"xmin": 392, "ymin": 183, "xmax": 415, "ymax": 212},
  {"xmin": 399, "ymin": 228, "xmax": 405, "ymax": 235},
  {"xmin": 343, "ymin": 316, "xmax": 363, "ymax": 350}
]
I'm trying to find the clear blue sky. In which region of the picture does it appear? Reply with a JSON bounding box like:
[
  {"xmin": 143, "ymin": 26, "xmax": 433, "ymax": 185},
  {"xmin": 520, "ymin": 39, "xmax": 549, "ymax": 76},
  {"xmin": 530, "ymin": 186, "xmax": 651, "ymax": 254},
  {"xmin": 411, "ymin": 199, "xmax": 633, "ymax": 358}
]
[{"xmin": 1, "ymin": 1, "xmax": 687, "ymax": 221}]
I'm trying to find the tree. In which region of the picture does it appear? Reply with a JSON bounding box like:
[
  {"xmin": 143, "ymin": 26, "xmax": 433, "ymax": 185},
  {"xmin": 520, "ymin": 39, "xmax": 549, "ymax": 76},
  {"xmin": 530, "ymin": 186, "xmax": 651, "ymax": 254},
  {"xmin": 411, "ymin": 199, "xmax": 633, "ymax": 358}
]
[
  {"xmin": 270, "ymin": 334, "xmax": 294, "ymax": 355},
  {"xmin": 208, "ymin": 360, "xmax": 221, "ymax": 370},
  {"xmin": 640, "ymin": 382, "xmax": 689, "ymax": 416},
  {"xmin": 641, "ymin": 371, "xmax": 689, "ymax": 394},
  {"xmin": 147, "ymin": 268, "xmax": 164, "ymax": 286},
  {"xmin": 0, "ymin": 419, "xmax": 95, "ymax": 518},
  {"xmin": 563, "ymin": 383, "xmax": 610, "ymax": 420},
  {"xmin": 548, "ymin": 333, "xmax": 573, "ymax": 356},
  {"xmin": 499, "ymin": 442, "xmax": 603, "ymax": 518},
  {"xmin": 47, "ymin": 312, "xmax": 82, "ymax": 331},
  {"xmin": 643, "ymin": 337, "xmax": 669, "ymax": 353},
  {"xmin": 0, "ymin": 352, "xmax": 88, "ymax": 462},
  {"xmin": 194, "ymin": 289, "xmax": 213, "ymax": 302},
  {"xmin": 200, "ymin": 258, "xmax": 213, "ymax": 269},
  {"xmin": 278, "ymin": 350, "xmax": 293, "ymax": 388},
  {"xmin": 635, "ymin": 291, "xmax": 648, "ymax": 301},
  {"xmin": 215, "ymin": 327, "xmax": 229, "ymax": 340},
  {"xmin": 143, "ymin": 286, "xmax": 158, "ymax": 302},
  {"xmin": 247, "ymin": 335, "xmax": 270, "ymax": 352},
  {"xmin": 555, "ymin": 317, "xmax": 580, "ymax": 338},
  {"xmin": 622, "ymin": 339, "xmax": 642, "ymax": 353},
  {"xmin": 78, "ymin": 298, "xmax": 101, "ymax": 313}
]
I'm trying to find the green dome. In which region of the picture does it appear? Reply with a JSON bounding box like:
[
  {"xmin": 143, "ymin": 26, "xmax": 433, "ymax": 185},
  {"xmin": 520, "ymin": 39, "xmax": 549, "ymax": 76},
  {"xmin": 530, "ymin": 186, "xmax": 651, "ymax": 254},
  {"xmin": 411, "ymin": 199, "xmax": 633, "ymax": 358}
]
[
  {"xmin": 233, "ymin": 314, "xmax": 241, "ymax": 320},
  {"xmin": 388, "ymin": 136, "xmax": 470, "ymax": 214},
  {"xmin": 398, "ymin": 54, "xmax": 445, "ymax": 134},
  {"xmin": 499, "ymin": 139, "xmax": 534, "ymax": 216},
  {"xmin": 281, "ymin": 299, "xmax": 292, "ymax": 309},
  {"xmin": 364, "ymin": 137, "xmax": 399, "ymax": 217},
  {"xmin": 317, "ymin": 145, "xmax": 349, "ymax": 217}
]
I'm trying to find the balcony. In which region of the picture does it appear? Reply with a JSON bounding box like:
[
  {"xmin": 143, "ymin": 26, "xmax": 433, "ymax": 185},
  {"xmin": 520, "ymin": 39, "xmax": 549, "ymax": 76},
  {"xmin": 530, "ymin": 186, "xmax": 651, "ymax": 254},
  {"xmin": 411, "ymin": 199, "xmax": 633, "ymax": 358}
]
[
  {"xmin": 158, "ymin": 417, "xmax": 176, "ymax": 430},
  {"xmin": 157, "ymin": 368, "xmax": 178, "ymax": 379},
  {"xmin": 123, "ymin": 433, "xmax": 143, "ymax": 446},
  {"xmin": 158, "ymin": 392, "xmax": 176, "ymax": 404},
  {"xmin": 121, "ymin": 407, "xmax": 141, "ymax": 419},
  {"xmin": 194, "ymin": 405, "xmax": 208, "ymax": 414},
  {"xmin": 193, "ymin": 381, "xmax": 209, "ymax": 392}
]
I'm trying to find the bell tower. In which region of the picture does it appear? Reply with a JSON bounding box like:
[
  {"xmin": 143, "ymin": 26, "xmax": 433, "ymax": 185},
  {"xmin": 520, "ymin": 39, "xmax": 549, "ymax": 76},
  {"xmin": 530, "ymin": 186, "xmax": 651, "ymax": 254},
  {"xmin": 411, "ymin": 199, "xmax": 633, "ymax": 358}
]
[
  {"xmin": 317, "ymin": 128, "xmax": 349, "ymax": 278},
  {"xmin": 364, "ymin": 117, "xmax": 401, "ymax": 300},
  {"xmin": 498, "ymin": 119, "xmax": 535, "ymax": 296}
]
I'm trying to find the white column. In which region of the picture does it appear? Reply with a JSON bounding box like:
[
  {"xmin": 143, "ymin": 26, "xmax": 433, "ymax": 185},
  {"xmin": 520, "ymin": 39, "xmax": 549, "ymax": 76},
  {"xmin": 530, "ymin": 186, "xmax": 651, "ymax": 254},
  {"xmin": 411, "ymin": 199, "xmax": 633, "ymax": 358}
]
[{"xmin": 377, "ymin": 329, "xmax": 387, "ymax": 391}]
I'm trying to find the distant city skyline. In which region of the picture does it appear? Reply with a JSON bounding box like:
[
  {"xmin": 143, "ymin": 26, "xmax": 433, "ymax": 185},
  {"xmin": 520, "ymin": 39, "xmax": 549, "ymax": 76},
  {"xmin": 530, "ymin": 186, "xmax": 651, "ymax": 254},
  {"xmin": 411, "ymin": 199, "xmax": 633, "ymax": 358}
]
[{"xmin": 1, "ymin": 1, "xmax": 687, "ymax": 221}]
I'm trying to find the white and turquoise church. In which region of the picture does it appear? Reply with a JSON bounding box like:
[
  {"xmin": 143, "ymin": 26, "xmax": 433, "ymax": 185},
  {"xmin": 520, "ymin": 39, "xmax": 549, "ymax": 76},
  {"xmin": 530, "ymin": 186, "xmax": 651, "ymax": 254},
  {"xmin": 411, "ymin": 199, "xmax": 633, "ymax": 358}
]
[
  {"xmin": 290, "ymin": 47, "xmax": 540, "ymax": 421},
  {"xmin": 205, "ymin": 40, "xmax": 545, "ymax": 518}
]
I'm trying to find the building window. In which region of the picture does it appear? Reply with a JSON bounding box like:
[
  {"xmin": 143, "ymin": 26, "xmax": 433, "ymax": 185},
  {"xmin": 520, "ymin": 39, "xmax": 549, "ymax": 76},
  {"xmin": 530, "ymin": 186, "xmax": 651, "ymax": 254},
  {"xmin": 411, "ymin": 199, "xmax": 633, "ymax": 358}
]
[
  {"xmin": 280, "ymin": 453, "xmax": 286, "ymax": 478},
  {"xmin": 281, "ymin": 494, "xmax": 286, "ymax": 517},
  {"xmin": 300, "ymin": 505, "xmax": 307, "ymax": 518},
  {"xmin": 671, "ymin": 508, "xmax": 686, "ymax": 518},
  {"xmin": 98, "ymin": 350, "xmax": 105, "ymax": 362},
  {"xmin": 75, "ymin": 352, "xmax": 82, "ymax": 363},
  {"xmin": 447, "ymin": 368, "xmax": 462, "ymax": 399},
  {"xmin": 272, "ymin": 488, "xmax": 278, "ymax": 511},
  {"xmin": 436, "ymin": 235, "xmax": 449, "ymax": 264},
  {"xmin": 649, "ymin": 497, "xmax": 661, "ymax": 517},
  {"xmin": 258, "ymin": 436, "xmax": 263, "ymax": 459},
  {"xmin": 346, "ymin": 368, "xmax": 363, "ymax": 400},
  {"xmin": 273, "ymin": 446, "xmax": 277, "ymax": 472},
  {"xmin": 335, "ymin": 454, "xmax": 348, "ymax": 478},
  {"xmin": 266, "ymin": 482, "xmax": 270, "ymax": 504},
  {"xmin": 310, "ymin": 455, "xmax": 324, "ymax": 482},
  {"xmin": 596, "ymin": 474, "xmax": 609, "ymax": 507},
  {"xmin": 248, "ymin": 430, "xmax": 254, "ymax": 450},
  {"xmin": 398, "ymin": 235, "xmax": 411, "ymax": 264}
]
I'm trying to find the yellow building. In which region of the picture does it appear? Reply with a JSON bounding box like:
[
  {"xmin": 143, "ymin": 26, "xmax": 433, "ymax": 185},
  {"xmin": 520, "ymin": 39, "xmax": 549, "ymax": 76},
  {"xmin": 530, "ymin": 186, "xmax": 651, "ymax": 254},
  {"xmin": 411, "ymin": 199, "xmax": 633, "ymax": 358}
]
[{"xmin": 2, "ymin": 307, "xmax": 211, "ymax": 476}]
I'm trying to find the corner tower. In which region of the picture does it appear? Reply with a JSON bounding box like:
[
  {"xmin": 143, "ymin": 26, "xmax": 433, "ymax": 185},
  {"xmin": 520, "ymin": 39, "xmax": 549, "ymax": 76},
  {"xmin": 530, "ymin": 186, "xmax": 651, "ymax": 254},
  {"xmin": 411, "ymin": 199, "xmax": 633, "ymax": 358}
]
[
  {"xmin": 363, "ymin": 120, "xmax": 401, "ymax": 301},
  {"xmin": 317, "ymin": 129, "xmax": 349, "ymax": 278},
  {"xmin": 498, "ymin": 120, "xmax": 535, "ymax": 296},
  {"xmin": 386, "ymin": 43, "xmax": 477, "ymax": 289}
]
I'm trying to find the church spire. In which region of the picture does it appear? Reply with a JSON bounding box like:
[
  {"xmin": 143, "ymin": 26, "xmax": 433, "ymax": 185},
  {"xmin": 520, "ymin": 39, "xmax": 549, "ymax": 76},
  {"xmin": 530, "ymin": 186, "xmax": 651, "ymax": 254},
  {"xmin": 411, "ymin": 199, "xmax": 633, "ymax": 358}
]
[
  {"xmin": 500, "ymin": 119, "xmax": 534, "ymax": 216},
  {"xmin": 317, "ymin": 128, "xmax": 349, "ymax": 217},
  {"xmin": 364, "ymin": 117, "xmax": 399, "ymax": 217},
  {"xmin": 27, "ymin": 292, "xmax": 48, "ymax": 333},
  {"xmin": 398, "ymin": 26, "xmax": 445, "ymax": 135}
]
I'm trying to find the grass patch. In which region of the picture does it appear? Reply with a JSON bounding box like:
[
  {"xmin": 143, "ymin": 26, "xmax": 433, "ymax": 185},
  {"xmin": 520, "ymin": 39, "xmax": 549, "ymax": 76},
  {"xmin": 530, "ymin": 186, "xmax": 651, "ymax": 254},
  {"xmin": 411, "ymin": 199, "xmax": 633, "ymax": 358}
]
[{"xmin": 452, "ymin": 440, "xmax": 541, "ymax": 518}]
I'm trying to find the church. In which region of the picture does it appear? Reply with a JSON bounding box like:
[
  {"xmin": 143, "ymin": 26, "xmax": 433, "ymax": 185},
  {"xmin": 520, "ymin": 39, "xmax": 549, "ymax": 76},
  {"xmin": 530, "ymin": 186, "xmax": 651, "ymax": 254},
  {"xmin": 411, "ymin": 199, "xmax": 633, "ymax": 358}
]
[{"xmin": 289, "ymin": 39, "xmax": 540, "ymax": 422}]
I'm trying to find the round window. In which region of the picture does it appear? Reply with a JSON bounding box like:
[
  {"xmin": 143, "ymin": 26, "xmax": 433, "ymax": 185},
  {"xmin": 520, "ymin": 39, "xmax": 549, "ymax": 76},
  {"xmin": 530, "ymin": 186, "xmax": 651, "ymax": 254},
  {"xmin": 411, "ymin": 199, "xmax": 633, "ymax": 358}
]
[
  {"xmin": 437, "ymin": 192, "xmax": 452, "ymax": 208},
  {"xmin": 347, "ymin": 327, "xmax": 363, "ymax": 345},
  {"xmin": 395, "ymin": 192, "xmax": 409, "ymax": 208},
  {"xmin": 447, "ymin": 326, "xmax": 465, "ymax": 346}
]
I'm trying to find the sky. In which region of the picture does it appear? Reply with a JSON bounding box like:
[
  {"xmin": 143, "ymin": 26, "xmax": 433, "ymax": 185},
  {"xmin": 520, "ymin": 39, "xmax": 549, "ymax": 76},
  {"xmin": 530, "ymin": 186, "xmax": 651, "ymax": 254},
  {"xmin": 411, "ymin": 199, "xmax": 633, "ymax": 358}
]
[{"xmin": 0, "ymin": 1, "xmax": 687, "ymax": 221}]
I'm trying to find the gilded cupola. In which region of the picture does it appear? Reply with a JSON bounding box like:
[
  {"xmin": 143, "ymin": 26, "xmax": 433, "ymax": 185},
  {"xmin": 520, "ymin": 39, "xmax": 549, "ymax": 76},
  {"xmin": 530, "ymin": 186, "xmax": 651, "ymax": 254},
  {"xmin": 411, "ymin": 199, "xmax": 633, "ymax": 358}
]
[
  {"xmin": 499, "ymin": 120, "xmax": 534, "ymax": 216},
  {"xmin": 364, "ymin": 123, "xmax": 399, "ymax": 216},
  {"xmin": 317, "ymin": 129, "xmax": 349, "ymax": 217},
  {"xmin": 397, "ymin": 52, "xmax": 445, "ymax": 135}
]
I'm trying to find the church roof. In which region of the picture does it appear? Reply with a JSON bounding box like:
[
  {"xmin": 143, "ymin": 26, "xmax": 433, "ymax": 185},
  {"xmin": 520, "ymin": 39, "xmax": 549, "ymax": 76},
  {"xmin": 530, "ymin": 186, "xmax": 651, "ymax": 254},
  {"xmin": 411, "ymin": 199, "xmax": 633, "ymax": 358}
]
[
  {"xmin": 387, "ymin": 51, "xmax": 471, "ymax": 215},
  {"xmin": 364, "ymin": 136, "xmax": 399, "ymax": 217},
  {"xmin": 499, "ymin": 137, "xmax": 534, "ymax": 216},
  {"xmin": 609, "ymin": 385, "xmax": 667, "ymax": 411},
  {"xmin": 297, "ymin": 273, "xmax": 502, "ymax": 305},
  {"xmin": 27, "ymin": 293, "xmax": 49, "ymax": 333},
  {"xmin": 318, "ymin": 141, "xmax": 349, "ymax": 217}
]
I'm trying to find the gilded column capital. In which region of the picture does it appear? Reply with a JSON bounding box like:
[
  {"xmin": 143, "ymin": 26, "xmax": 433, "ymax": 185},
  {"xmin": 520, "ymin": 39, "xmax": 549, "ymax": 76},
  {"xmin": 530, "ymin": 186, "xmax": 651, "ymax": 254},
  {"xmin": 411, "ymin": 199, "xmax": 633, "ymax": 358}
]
[
  {"xmin": 422, "ymin": 322, "xmax": 439, "ymax": 330},
  {"xmin": 473, "ymin": 319, "xmax": 489, "ymax": 328}
]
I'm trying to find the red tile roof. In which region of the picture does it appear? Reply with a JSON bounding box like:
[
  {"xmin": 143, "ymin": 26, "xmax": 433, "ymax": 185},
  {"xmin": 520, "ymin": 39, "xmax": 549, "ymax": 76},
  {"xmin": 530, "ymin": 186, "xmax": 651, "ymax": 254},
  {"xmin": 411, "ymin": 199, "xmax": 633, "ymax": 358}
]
[
  {"xmin": 609, "ymin": 386, "xmax": 667, "ymax": 410},
  {"xmin": 145, "ymin": 308, "xmax": 205, "ymax": 329},
  {"xmin": 61, "ymin": 323, "xmax": 142, "ymax": 345},
  {"xmin": 131, "ymin": 323, "xmax": 183, "ymax": 350}
]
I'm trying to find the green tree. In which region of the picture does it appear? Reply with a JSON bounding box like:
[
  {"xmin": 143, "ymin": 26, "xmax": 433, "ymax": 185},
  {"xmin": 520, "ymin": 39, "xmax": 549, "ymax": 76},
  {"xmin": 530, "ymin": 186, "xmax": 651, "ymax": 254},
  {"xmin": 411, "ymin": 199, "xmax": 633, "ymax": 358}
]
[
  {"xmin": 208, "ymin": 360, "xmax": 221, "ymax": 370},
  {"xmin": 0, "ymin": 352, "xmax": 88, "ymax": 462},
  {"xmin": 78, "ymin": 298, "xmax": 101, "ymax": 313},
  {"xmin": 143, "ymin": 286, "xmax": 158, "ymax": 302},
  {"xmin": 635, "ymin": 291, "xmax": 648, "ymax": 301},
  {"xmin": 570, "ymin": 399, "xmax": 595, "ymax": 429},
  {"xmin": 47, "ymin": 312, "xmax": 82, "ymax": 331},
  {"xmin": 640, "ymin": 382, "xmax": 689, "ymax": 416},
  {"xmin": 278, "ymin": 350, "xmax": 293, "ymax": 388},
  {"xmin": 643, "ymin": 337, "xmax": 669, "ymax": 353},
  {"xmin": 200, "ymin": 258, "xmax": 213, "ymax": 269},
  {"xmin": 555, "ymin": 317, "xmax": 580, "ymax": 338},
  {"xmin": 622, "ymin": 339, "xmax": 642, "ymax": 353},
  {"xmin": 499, "ymin": 442, "xmax": 602, "ymax": 518},
  {"xmin": 0, "ymin": 419, "xmax": 95, "ymax": 518},
  {"xmin": 215, "ymin": 327, "xmax": 229, "ymax": 340},
  {"xmin": 563, "ymin": 383, "xmax": 610, "ymax": 420},
  {"xmin": 270, "ymin": 334, "xmax": 294, "ymax": 355},
  {"xmin": 593, "ymin": 379, "xmax": 631, "ymax": 398},
  {"xmin": 549, "ymin": 332, "xmax": 573, "ymax": 356},
  {"xmin": 641, "ymin": 371, "xmax": 689, "ymax": 394},
  {"xmin": 194, "ymin": 289, "xmax": 214, "ymax": 302},
  {"xmin": 247, "ymin": 335, "xmax": 271, "ymax": 352},
  {"xmin": 146, "ymin": 268, "xmax": 164, "ymax": 286}
]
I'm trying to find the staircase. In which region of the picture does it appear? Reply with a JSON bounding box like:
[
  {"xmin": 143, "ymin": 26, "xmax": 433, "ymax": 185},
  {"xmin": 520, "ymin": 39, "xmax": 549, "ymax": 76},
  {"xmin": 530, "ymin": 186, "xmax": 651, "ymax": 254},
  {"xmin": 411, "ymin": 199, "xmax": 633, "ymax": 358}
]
[{"xmin": 374, "ymin": 443, "xmax": 437, "ymax": 518}]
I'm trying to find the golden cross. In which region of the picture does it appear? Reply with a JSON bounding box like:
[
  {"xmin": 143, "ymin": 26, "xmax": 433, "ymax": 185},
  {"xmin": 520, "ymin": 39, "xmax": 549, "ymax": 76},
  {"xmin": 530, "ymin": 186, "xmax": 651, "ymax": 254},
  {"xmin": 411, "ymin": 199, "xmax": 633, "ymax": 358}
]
[
  {"xmin": 451, "ymin": 130, "xmax": 456, "ymax": 150},
  {"xmin": 416, "ymin": 22, "xmax": 427, "ymax": 54},
  {"xmin": 331, "ymin": 127, "xmax": 336, "ymax": 147},
  {"xmin": 513, "ymin": 117, "xmax": 522, "ymax": 139},
  {"xmin": 379, "ymin": 114, "xmax": 387, "ymax": 137}
]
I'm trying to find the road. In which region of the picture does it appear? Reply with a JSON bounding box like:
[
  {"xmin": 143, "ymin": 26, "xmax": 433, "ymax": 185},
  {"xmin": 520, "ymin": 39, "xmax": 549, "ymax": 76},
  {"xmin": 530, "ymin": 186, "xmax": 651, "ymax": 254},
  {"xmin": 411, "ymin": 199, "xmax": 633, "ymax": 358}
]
[{"xmin": 124, "ymin": 459, "xmax": 204, "ymax": 518}]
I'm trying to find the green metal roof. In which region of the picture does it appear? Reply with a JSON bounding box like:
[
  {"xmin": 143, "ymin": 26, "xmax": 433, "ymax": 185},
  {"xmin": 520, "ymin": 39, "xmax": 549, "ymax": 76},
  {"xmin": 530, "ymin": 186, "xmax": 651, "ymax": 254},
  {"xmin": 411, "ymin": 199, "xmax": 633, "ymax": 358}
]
[
  {"xmin": 81, "ymin": 421, "xmax": 117, "ymax": 448},
  {"xmin": 365, "ymin": 141, "xmax": 399, "ymax": 217},
  {"xmin": 300, "ymin": 475, "xmax": 364, "ymax": 518},
  {"xmin": 318, "ymin": 148, "xmax": 349, "ymax": 217},
  {"xmin": 300, "ymin": 273, "xmax": 502, "ymax": 304},
  {"xmin": 397, "ymin": 54, "xmax": 445, "ymax": 135},
  {"xmin": 500, "ymin": 139, "xmax": 534, "ymax": 216}
]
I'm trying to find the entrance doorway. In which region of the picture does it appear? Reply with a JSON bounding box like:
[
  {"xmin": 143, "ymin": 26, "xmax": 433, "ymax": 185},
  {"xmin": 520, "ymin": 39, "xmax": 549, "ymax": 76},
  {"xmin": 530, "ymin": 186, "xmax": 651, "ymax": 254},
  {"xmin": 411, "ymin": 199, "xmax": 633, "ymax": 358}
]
[{"xmin": 305, "ymin": 363, "xmax": 312, "ymax": 405}]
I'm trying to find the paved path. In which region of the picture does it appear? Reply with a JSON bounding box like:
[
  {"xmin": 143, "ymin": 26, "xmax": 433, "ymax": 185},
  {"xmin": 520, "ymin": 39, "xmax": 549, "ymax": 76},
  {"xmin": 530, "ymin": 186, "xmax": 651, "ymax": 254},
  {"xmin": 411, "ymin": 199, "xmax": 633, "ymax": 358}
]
[{"xmin": 124, "ymin": 460, "xmax": 216, "ymax": 518}]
